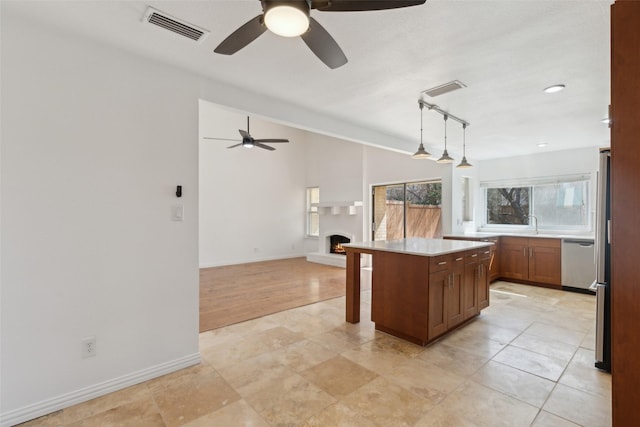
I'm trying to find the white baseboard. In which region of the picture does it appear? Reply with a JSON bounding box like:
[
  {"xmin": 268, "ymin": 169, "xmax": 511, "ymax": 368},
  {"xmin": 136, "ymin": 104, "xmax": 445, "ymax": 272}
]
[
  {"xmin": 0, "ymin": 353, "xmax": 201, "ymax": 427},
  {"xmin": 199, "ymin": 253, "xmax": 306, "ymax": 269}
]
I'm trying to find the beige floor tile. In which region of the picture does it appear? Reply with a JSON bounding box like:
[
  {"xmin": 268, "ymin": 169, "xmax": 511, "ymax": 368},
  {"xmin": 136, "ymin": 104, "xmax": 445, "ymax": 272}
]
[
  {"xmin": 417, "ymin": 342, "xmax": 490, "ymax": 377},
  {"xmin": 413, "ymin": 405, "xmax": 479, "ymax": 427},
  {"xmin": 385, "ymin": 358, "xmax": 465, "ymax": 407},
  {"xmin": 252, "ymin": 325, "xmax": 306, "ymax": 350},
  {"xmin": 152, "ymin": 367, "xmax": 240, "ymax": 427},
  {"xmin": 269, "ymin": 338, "xmax": 338, "ymax": 372},
  {"xmin": 198, "ymin": 327, "xmax": 242, "ymax": 350},
  {"xmin": 146, "ymin": 363, "xmax": 214, "ymax": 395},
  {"xmin": 433, "ymin": 381, "xmax": 539, "ymax": 427},
  {"xmin": 16, "ymin": 411, "xmax": 64, "ymax": 427},
  {"xmin": 510, "ymin": 332, "xmax": 578, "ymax": 362},
  {"xmin": 245, "ymin": 373, "xmax": 336, "ymax": 426},
  {"xmin": 199, "ymin": 335, "xmax": 272, "ymax": 369},
  {"xmin": 63, "ymin": 383, "xmax": 151, "ymax": 424},
  {"xmin": 471, "ymin": 360, "xmax": 555, "ymax": 407},
  {"xmin": 301, "ymin": 402, "xmax": 382, "ymax": 427},
  {"xmin": 580, "ymin": 328, "xmax": 596, "ymax": 350},
  {"xmin": 181, "ymin": 400, "xmax": 270, "ymax": 427},
  {"xmin": 301, "ymin": 355, "xmax": 378, "ymax": 398},
  {"xmin": 218, "ymin": 351, "xmax": 293, "ymax": 397},
  {"xmin": 307, "ymin": 327, "xmax": 375, "ymax": 353},
  {"xmin": 458, "ymin": 320, "xmax": 524, "ymax": 344},
  {"xmin": 525, "ymin": 321, "xmax": 587, "ymax": 346},
  {"xmin": 439, "ymin": 328, "xmax": 506, "ymax": 358},
  {"xmin": 559, "ymin": 362, "xmax": 611, "ymax": 398},
  {"xmin": 66, "ymin": 398, "xmax": 164, "ymax": 427},
  {"xmin": 341, "ymin": 377, "xmax": 433, "ymax": 427},
  {"xmin": 493, "ymin": 345, "xmax": 569, "ymax": 382},
  {"xmin": 543, "ymin": 383, "xmax": 612, "ymax": 426},
  {"xmin": 341, "ymin": 340, "xmax": 416, "ymax": 377},
  {"xmin": 570, "ymin": 347, "xmax": 597, "ymax": 368},
  {"xmin": 531, "ymin": 410, "xmax": 581, "ymax": 426}
]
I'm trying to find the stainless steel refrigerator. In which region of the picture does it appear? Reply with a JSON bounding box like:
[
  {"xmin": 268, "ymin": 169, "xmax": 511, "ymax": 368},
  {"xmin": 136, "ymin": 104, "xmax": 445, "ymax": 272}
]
[{"xmin": 591, "ymin": 148, "xmax": 611, "ymax": 372}]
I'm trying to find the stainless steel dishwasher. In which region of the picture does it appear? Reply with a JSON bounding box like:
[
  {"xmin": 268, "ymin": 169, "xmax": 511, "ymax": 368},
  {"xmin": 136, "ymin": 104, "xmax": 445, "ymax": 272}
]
[{"xmin": 561, "ymin": 238, "xmax": 596, "ymax": 292}]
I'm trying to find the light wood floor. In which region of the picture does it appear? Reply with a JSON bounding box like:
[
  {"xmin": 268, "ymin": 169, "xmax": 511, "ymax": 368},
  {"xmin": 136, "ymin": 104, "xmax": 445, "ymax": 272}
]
[{"xmin": 199, "ymin": 257, "xmax": 363, "ymax": 332}]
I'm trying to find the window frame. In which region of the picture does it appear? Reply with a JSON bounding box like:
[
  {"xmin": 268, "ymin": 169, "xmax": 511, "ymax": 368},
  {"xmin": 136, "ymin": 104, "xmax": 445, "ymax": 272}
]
[
  {"xmin": 306, "ymin": 187, "xmax": 320, "ymax": 237},
  {"xmin": 480, "ymin": 174, "xmax": 591, "ymax": 233}
]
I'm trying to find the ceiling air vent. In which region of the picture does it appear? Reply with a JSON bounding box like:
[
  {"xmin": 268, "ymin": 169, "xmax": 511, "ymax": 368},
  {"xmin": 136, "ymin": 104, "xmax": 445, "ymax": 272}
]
[
  {"xmin": 143, "ymin": 7, "xmax": 209, "ymax": 43},
  {"xmin": 423, "ymin": 80, "xmax": 467, "ymax": 97}
]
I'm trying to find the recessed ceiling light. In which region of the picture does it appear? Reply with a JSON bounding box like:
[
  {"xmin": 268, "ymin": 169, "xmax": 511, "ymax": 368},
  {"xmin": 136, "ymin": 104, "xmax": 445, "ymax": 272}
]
[
  {"xmin": 537, "ymin": 142, "xmax": 548, "ymax": 148},
  {"xmin": 543, "ymin": 84, "xmax": 566, "ymax": 94}
]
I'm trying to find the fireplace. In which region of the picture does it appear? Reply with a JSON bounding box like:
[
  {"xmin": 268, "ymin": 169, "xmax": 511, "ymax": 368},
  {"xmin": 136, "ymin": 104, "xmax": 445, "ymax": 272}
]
[{"xmin": 329, "ymin": 235, "xmax": 350, "ymax": 255}]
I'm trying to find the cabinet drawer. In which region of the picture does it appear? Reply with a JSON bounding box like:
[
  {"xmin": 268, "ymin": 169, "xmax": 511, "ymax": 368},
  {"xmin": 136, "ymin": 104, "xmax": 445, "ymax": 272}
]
[
  {"xmin": 478, "ymin": 247, "xmax": 492, "ymax": 259},
  {"xmin": 529, "ymin": 237, "xmax": 561, "ymax": 248},
  {"xmin": 465, "ymin": 250, "xmax": 480, "ymax": 262},
  {"xmin": 430, "ymin": 254, "xmax": 452, "ymax": 272}
]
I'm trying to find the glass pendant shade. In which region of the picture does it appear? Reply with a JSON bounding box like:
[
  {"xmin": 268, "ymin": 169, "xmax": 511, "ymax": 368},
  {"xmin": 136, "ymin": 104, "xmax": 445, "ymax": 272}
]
[
  {"xmin": 436, "ymin": 115, "xmax": 454, "ymax": 164},
  {"xmin": 412, "ymin": 103, "xmax": 431, "ymax": 159}
]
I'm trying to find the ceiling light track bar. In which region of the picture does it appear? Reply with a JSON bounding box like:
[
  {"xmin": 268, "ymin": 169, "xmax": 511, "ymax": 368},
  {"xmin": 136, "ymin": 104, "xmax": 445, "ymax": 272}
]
[{"xmin": 418, "ymin": 100, "xmax": 470, "ymax": 127}]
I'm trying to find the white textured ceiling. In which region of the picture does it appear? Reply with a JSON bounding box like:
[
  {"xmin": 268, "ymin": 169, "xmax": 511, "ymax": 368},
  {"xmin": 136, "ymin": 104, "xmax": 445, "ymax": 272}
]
[{"xmin": 4, "ymin": 0, "xmax": 612, "ymax": 160}]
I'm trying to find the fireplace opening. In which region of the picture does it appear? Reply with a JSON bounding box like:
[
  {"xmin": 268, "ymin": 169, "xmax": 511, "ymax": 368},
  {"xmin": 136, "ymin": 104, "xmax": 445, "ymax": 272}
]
[{"xmin": 329, "ymin": 235, "xmax": 350, "ymax": 255}]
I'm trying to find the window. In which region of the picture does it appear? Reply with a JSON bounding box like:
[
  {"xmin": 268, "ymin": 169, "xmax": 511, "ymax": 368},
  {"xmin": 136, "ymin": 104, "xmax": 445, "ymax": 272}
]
[
  {"xmin": 306, "ymin": 187, "xmax": 319, "ymax": 237},
  {"xmin": 481, "ymin": 175, "xmax": 590, "ymax": 231},
  {"xmin": 372, "ymin": 180, "xmax": 442, "ymax": 240}
]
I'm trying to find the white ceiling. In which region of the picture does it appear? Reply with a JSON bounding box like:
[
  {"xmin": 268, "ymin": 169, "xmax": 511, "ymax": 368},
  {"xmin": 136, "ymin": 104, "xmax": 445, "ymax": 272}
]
[{"xmin": 5, "ymin": 0, "xmax": 612, "ymax": 161}]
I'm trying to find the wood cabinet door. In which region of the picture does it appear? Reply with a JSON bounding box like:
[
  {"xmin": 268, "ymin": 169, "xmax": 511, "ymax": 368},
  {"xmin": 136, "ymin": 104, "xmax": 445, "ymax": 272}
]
[
  {"xmin": 478, "ymin": 258, "xmax": 490, "ymax": 310},
  {"xmin": 428, "ymin": 270, "xmax": 449, "ymax": 340},
  {"xmin": 448, "ymin": 264, "xmax": 465, "ymax": 328},
  {"xmin": 487, "ymin": 238, "xmax": 501, "ymax": 282},
  {"xmin": 500, "ymin": 239, "xmax": 529, "ymax": 280},
  {"xmin": 463, "ymin": 260, "xmax": 479, "ymax": 320},
  {"xmin": 529, "ymin": 246, "xmax": 561, "ymax": 286}
]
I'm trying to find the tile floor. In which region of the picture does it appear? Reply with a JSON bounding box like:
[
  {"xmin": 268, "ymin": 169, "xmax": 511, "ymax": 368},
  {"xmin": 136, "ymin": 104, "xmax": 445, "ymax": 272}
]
[{"xmin": 20, "ymin": 281, "xmax": 611, "ymax": 427}]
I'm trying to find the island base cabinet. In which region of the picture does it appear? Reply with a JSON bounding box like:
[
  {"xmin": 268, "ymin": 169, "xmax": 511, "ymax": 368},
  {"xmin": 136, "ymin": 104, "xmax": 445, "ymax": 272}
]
[{"xmin": 427, "ymin": 270, "xmax": 449, "ymax": 340}]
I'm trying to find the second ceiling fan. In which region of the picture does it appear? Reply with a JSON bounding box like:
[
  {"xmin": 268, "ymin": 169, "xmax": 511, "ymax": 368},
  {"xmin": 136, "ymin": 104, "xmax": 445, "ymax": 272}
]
[
  {"xmin": 204, "ymin": 116, "xmax": 289, "ymax": 151},
  {"xmin": 214, "ymin": 0, "xmax": 427, "ymax": 69}
]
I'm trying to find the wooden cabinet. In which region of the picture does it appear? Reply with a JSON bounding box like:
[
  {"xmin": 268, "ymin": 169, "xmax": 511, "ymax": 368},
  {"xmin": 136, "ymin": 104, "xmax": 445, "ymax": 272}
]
[
  {"xmin": 443, "ymin": 236, "xmax": 500, "ymax": 283},
  {"xmin": 427, "ymin": 254, "xmax": 465, "ymax": 341},
  {"xmin": 462, "ymin": 251, "xmax": 479, "ymax": 320},
  {"xmin": 478, "ymin": 252, "xmax": 491, "ymax": 310},
  {"xmin": 501, "ymin": 237, "xmax": 561, "ymax": 286}
]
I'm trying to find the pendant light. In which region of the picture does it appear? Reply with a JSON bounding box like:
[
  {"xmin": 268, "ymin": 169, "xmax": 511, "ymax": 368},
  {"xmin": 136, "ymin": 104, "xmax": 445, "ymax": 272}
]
[
  {"xmin": 436, "ymin": 114, "xmax": 454, "ymax": 164},
  {"xmin": 412, "ymin": 103, "xmax": 431, "ymax": 159},
  {"xmin": 456, "ymin": 123, "xmax": 473, "ymax": 168}
]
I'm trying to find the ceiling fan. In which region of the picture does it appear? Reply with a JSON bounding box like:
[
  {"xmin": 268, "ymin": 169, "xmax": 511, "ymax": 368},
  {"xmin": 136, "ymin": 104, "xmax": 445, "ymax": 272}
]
[
  {"xmin": 204, "ymin": 116, "xmax": 289, "ymax": 151},
  {"xmin": 213, "ymin": 0, "xmax": 427, "ymax": 69}
]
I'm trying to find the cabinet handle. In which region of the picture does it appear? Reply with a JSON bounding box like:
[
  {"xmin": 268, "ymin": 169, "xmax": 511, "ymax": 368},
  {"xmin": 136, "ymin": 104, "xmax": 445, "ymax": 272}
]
[
  {"xmin": 438, "ymin": 261, "xmax": 447, "ymax": 265},
  {"xmin": 455, "ymin": 257, "xmax": 463, "ymax": 261},
  {"xmin": 471, "ymin": 254, "xmax": 478, "ymax": 258},
  {"xmin": 523, "ymin": 247, "xmax": 527, "ymax": 257}
]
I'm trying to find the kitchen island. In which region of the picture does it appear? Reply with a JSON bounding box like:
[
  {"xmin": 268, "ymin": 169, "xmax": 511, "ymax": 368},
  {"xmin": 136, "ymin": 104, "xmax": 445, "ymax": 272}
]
[{"xmin": 344, "ymin": 238, "xmax": 493, "ymax": 345}]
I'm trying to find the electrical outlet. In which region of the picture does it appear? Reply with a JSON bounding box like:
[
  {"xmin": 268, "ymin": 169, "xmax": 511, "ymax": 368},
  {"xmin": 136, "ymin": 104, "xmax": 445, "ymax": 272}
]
[{"xmin": 82, "ymin": 336, "xmax": 96, "ymax": 358}]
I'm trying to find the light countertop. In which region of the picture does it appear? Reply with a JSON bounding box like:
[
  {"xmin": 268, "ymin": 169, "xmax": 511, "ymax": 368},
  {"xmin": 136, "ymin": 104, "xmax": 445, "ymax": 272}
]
[
  {"xmin": 343, "ymin": 237, "xmax": 492, "ymax": 257},
  {"xmin": 444, "ymin": 232, "xmax": 594, "ymax": 241}
]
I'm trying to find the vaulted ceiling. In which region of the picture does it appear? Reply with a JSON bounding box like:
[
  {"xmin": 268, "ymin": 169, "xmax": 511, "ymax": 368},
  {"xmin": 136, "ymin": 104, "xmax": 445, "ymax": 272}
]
[{"xmin": 5, "ymin": 0, "xmax": 612, "ymax": 160}]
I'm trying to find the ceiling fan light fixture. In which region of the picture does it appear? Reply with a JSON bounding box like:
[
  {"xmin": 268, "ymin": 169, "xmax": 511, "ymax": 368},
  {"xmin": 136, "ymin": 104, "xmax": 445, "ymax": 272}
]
[
  {"xmin": 243, "ymin": 141, "xmax": 254, "ymax": 148},
  {"xmin": 264, "ymin": 2, "xmax": 310, "ymax": 37}
]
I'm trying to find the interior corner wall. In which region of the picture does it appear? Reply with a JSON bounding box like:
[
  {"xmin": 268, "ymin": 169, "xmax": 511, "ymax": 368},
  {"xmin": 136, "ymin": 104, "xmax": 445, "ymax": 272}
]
[
  {"xmin": 1, "ymin": 11, "xmax": 199, "ymax": 424},
  {"xmin": 198, "ymin": 101, "xmax": 308, "ymax": 268}
]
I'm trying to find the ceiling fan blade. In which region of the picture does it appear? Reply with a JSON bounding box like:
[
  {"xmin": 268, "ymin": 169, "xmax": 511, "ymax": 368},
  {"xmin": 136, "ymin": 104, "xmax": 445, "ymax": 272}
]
[
  {"xmin": 214, "ymin": 15, "xmax": 266, "ymax": 55},
  {"xmin": 204, "ymin": 137, "xmax": 241, "ymax": 142},
  {"xmin": 312, "ymin": 0, "xmax": 426, "ymax": 11},
  {"xmin": 301, "ymin": 18, "xmax": 347, "ymax": 69},
  {"xmin": 254, "ymin": 139, "xmax": 289, "ymax": 143},
  {"xmin": 239, "ymin": 129, "xmax": 251, "ymax": 138},
  {"xmin": 227, "ymin": 143, "xmax": 243, "ymax": 149},
  {"xmin": 254, "ymin": 143, "xmax": 276, "ymax": 151}
]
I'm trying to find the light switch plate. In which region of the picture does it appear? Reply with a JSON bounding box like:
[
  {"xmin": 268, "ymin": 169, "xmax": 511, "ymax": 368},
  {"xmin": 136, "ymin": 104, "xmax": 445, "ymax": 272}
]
[{"xmin": 172, "ymin": 204, "xmax": 184, "ymax": 221}]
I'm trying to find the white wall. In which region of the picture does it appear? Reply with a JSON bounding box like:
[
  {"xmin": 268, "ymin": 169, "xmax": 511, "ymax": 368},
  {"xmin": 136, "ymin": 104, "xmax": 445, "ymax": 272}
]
[
  {"xmin": 1, "ymin": 12, "xmax": 199, "ymax": 425},
  {"xmin": 199, "ymin": 101, "xmax": 308, "ymax": 267}
]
